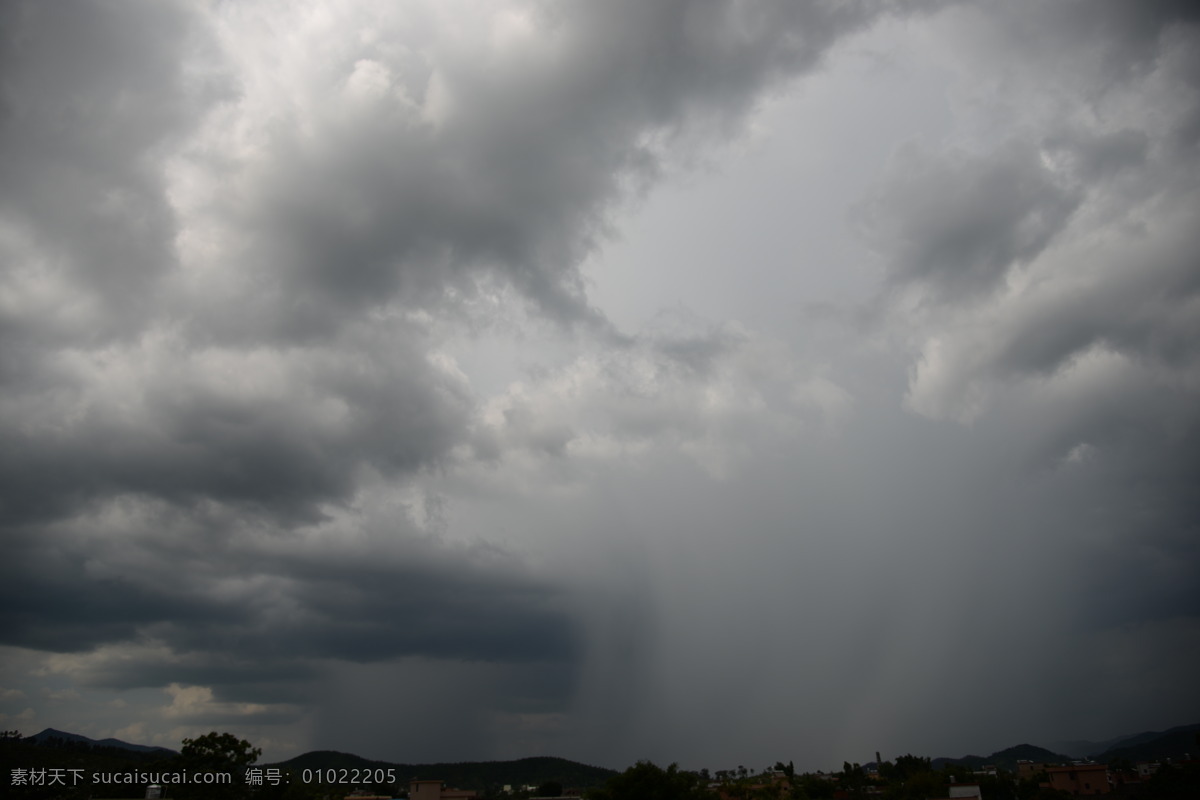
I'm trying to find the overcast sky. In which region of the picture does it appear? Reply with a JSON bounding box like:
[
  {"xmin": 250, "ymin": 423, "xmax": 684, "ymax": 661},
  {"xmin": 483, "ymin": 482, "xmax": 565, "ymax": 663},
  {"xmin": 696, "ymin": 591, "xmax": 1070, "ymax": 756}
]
[{"xmin": 2, "ymin": 0, "xmax": 1198, "ymax": 774}]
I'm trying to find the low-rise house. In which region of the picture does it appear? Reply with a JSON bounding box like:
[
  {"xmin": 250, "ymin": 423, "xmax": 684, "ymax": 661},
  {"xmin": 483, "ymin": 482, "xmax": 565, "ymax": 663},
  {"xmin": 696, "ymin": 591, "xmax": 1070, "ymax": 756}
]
[
  {"xmin": 409, "ymin": 779, "xmax": 479, "ymax": 800},
  {"xmin": 1044, "ymin": 764, "xmax": 1109, "ymax": 795},
  {"xmin": 1016, "ymin": 760, "xmax": 1052, "ymax": 780}
]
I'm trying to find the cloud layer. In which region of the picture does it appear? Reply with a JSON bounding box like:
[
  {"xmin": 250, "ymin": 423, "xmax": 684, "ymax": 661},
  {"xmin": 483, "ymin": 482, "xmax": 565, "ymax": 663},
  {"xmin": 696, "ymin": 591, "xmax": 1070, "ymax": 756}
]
[{"xmin": 1, "ymin": 0, "xmax": 1197, "ymax": 771}]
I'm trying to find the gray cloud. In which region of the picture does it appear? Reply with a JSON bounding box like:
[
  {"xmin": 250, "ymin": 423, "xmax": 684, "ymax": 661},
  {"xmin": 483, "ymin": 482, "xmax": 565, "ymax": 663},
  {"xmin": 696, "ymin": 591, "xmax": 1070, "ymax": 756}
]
[
  {"xmin": 855, "ymin": 141, "xmax": 1082, "ymax": 301},
  {"xmin": 1, "ymin": 0, "xmax": 1197, "ymax": 772},
  {"xmin": 0, "ymin": 0, "xmax": 906, "ymax": 714},
  {"xmin": 859, "ymin": 3, "xmax": 1200, "ymax": 759},
  {"xmin": 0, "ymin": 0, "xmax": 223, "ymax": 341},
  {"xmin": 0, "ymin": 497, "xmax": 577, "ymax": 665},
  {"xmin": 178, "ymin": 0, "xmax": 929, "ymax": 341},
  {"xmin": 0, "ymin": 0, "xmax": 916, "ymax": 529},
  {"xmin": 0, "ymin": 327, "xmax": 474, "ymax": 527},
  {"xmin": 987, "ymin": 0, "xmax": 1200, "ymax": 81},
  {"xmin": 11, "ymin": 0, "xmax": 857, "ymax": 754}
]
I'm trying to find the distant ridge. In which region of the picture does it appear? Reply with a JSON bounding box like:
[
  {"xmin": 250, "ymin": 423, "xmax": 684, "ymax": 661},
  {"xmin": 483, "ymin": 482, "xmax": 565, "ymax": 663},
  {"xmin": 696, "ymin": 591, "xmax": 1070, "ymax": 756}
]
[
  {"xmin": 932, "ymin": 743, "xmax": 1070, "ymax": 772},
  {"xmin": 1044, "ymin": 732, "xmax": 1136, "ymax": 759},
  {"xmin": 1042, "ymin": 723, "xmax": 1200, "ymax": 762},
  {"xmin": 272, "ymin": 751, "xmax": 399, "ymax": 773},
  {"xmin": 27, "ymin": 727, "xmax": 177, "ymax": 756},
  {"xmin": 17, "ymin": 722, "xmax": 1198, "ymax": 783},
  {"xmin": 1095, "ymin": 724, "xmax": 1200, "ymax": 763}
]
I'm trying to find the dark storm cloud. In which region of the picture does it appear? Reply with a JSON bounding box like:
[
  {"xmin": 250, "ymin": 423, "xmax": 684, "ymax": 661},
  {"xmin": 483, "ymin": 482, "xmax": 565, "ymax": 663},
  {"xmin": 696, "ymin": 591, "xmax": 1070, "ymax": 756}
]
[
  {"xmin": 0, "ymin": 0, "xmax": 222, "ymax": 341},
  {"xmin": 855, "ymin": 141, "xmax": 1081, "ymax": 300},
  {"xmin": 854, "ymin": 1, "xmax": 1199, "ymax": 306},
  {"xmin": 0, "ymin": 506, "xmax": 575, "ymax": 665},
  {"xmin": 1045, "ymin": 128, "xmax": 1149, "ymax": 183},
  {"xmin": 198, "ymin": 0, "xmax": 942, "ymax": 340},
  {"xmin": 0, "ymin": 0, "xmax": 936, "ymax": 531},
  {"xmin": 994, "ymin": 235, "xmax": 1199, "ymax": 378},
  {"xmin": 0, "ymin": 331, "xmax": 473, "ymax": 526},
  {"xmin": 0, "ymin": 542, "xmax": 235, "ymax": 653},
  {"xmin": 1002, "ymin": 388, "xmax": 1200, "ymax": 624},
  {"xmin": 861, "ymin": 3, "xmax": 1200, "ymax": 755},
  {"xmin": 8, "ymin": 0, "xmax": 1195, "ymax": 770},
  {"xmin": 865, "ymin": 2, "xmax": 1199, "ymax": 386},
  {"xmin": 257, "ymin": 554, "xmax": 577, "ymax": 664},
  {"xmin": 0, "ymin": 0, "xmax": 937, "ymax": 705},
  {"xmin": 989, "ymin": 0, "xmax": 1200, "ymax": 79}
]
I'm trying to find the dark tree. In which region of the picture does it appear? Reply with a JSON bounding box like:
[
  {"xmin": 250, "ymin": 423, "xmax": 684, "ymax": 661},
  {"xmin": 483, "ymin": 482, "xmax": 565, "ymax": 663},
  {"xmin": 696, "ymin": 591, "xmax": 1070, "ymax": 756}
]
[
  {"xmin": 1139, "ymin": 762, "xmax": 1200, "ymax": 800},
  {"xmin": 587, "ymin": 761, "xmax": 708, "ymax": 800},
  {"xmin": 174, "ymin": 731, "xmax": 261, "ymax": 800},
  {"xmin": 891, "ymin": 755, "xmax": 930, "ymax": 781}
]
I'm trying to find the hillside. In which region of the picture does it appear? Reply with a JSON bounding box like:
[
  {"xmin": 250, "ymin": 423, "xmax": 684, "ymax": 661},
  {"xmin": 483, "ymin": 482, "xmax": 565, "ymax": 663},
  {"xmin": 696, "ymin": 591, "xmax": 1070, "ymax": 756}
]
[
  {"xmin": 275, "ymin": 749, "xmax": 398, "ymax": 772},
  {"xmin": 932, "ymin": 743, "xmax": 1070, "ymax": 772},
  {"xmin": 4, "ymin": 731, "xmax": 617, "ymax": 798},
  {"xmin": 27, "ymin": 727, "xmax": 178, "ymax": 755},
  {"xmin": 1, "ymin": 734, "xmax": 177, "ymax": 800},
  {"xmin": 1044, "ymin": 733, "xmax": 1134, "ymax": 759},
  {"xmin": 1098, "ymin": 724, "xmax": 1200, "ymax": 763}
]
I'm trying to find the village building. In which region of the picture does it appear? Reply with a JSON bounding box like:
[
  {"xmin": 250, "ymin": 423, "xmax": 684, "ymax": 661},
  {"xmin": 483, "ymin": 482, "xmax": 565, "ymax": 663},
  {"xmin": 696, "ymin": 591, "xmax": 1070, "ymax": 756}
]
[
  {"xmin": 408, "ymin": 779, "xmax": 479, "ymax": 800},
  {"xmin": 1044, "ymin": 764, "xmax": 1110, "ymax": 795}
]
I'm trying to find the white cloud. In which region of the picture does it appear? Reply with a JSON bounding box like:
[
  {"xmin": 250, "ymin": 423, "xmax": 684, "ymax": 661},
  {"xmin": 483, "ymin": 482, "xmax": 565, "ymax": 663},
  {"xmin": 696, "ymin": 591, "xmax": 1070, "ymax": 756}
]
[
  {"xmin": 463, "ymin": 317, "xmax": 852, "ymax": 483},
  {"xmin": 162, "ymin": 683, "xmax": 268, "ymax": 720}
]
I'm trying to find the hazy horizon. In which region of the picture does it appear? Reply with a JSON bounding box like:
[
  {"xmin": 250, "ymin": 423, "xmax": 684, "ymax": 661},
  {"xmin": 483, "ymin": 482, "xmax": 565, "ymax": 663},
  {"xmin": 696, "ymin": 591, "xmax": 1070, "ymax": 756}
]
[{"xmin": 20, "ymin": 719, "xmax": 1200, "ymax": 774}]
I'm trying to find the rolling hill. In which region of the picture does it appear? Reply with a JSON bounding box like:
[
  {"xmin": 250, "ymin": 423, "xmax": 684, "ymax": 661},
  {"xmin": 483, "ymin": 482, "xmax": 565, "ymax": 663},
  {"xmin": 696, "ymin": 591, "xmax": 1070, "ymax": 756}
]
[
  {"xmin": 26, "ymin": 727, "xmax": 177, "ymax": 755},
  {"xmin": 1096, "ymin": 724, "xmax": 1200, "ymax": 763},
  {"xmin": 932, "ymin": 743, "xmax": 1070, "ymax": 772}
]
